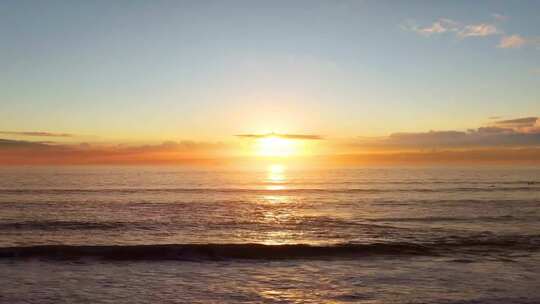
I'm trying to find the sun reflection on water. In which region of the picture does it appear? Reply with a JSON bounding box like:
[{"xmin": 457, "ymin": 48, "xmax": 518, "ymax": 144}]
[
  {"xmin": 262, "ymin": 194, "xmax": 289, "ymax": 203},
  {"xmin": 260, "ymin": 164, "xmax": 296, "ymax": 244},
  {"xmin": 266, "ymin": 164, "xmax": 287, "ymax": 191},
  {"xmin": 267, "ymin": 164, "xmax": 285, "ymax": 181}
]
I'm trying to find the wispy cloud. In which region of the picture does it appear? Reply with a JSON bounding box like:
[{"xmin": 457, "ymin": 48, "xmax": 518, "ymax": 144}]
[
  {"xmin": 458, "ymin": 23, "xmax": 499, "ymax": 38},
  {"xmin": 491, "ymin": 13, "xmax": 508, "ymax": 22},
  {"xmin": 235, "ymin": 133, "xmax": 323, "ymax": 140},
  {"xmin": 498, "ymin": 34, "xmax": 527, "ymax": 48},
  {"xmin": 405, "ymin": 15, "xmax": 539, "ymax": 50},
  {"xmin": 493, "ymin": 117, "xmax": 538, "ymax": 129},
  {"xmin": 0, "ymin": 131, "xmax": 74, "ymax": 137},
  {"xmin": 0, "ymin": 139, "xmax": 52, "ymax": 149},
  {"xmin": 406, "ymin": 18, "xmax": 499, "ymax": 38},
  {"xmin": 406, "ymin": 18, "xmax": 460, "ymax": 36}
]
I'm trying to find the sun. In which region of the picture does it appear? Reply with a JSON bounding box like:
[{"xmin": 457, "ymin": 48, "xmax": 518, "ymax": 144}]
[{"xmin": 256, "ymin": 136, "xmax": 297, "ymax": 157}]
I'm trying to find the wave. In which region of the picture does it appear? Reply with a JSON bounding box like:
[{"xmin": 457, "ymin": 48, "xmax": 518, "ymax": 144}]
[
  {"xmin": 1, "ymin": 236, "xmax": 538, "ymax": 261},
  {"xmin": 0, "ymin": 221, "xmax": 159, "ymax": 231},
  {"xmin": 0, "ymin": 218, "xmax": 401, "ymax": 232},
  {"xmin": 373, "ymin": 199, "xmax": 539, "ymax": 206},
  {"xmin": 238, "ymin": 180, "xmax": 540, "ymax": 186},
  {"xmin": 367, "ymin": 215, "xmax": 540, "ymax": 223},
  {"xmin": 1, "ymin": 186, "xmax": 539, "ymax": 195}
]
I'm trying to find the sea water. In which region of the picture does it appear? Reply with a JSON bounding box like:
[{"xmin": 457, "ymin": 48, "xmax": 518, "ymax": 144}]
[{"xmin": 0, "ymin": 166, "xmax": 539, "ymax": 303}]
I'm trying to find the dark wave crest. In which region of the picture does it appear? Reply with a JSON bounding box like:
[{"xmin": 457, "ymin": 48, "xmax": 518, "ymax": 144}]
[{"xmin": 1, "ymin": 236, "xmax": 538, "ymax": 261}]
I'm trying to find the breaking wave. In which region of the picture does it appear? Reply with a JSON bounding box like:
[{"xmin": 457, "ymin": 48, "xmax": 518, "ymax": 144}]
[{"xmin": 1, "ymin": 235, "xmax": 538, "ymax": 261}]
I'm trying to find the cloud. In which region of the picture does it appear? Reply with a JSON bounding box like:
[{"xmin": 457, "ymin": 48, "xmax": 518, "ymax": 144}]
[
  {"xmin": 358, "ymin": 129, "xmax": 540, "ymax": 149},
  {"xmin": 2, "ymin": 119, "xmax": 540, "ymax": 165},
  {"xmin": 407, "ymin": 19, "xmax": 499, "ymax": 38},
  {"xmin": 330, "ymin": 148, "xmax": 540, "ymax": 165},
  {"xmin": 406, "ymin": 16, "xmax": 540, "ymax": 50},
  {"xmin": 493, "ymin": 117, "xmax": 538, "ymax": 128},
  {"xmin": 474, "ymin": 126, "xmax": 515, "ymax": 134},
  {"xmin": 408, "ymin": 14, "xmax": 540, "ymax": 49},
  {"xmin": 0, "ymin": 139, "xmax": 234, "ymax": 165},
  {"xmin": 0, "ymin": 131, "xmax": 74, "ymax": 137},
  {"xmin": 0, "ymin": 139, "xmax": 52, "ymax": 149},
  {"xmin": 498, "ymin": 34, "xmax": 527, "ymax": 48},
  {"xmin": 420, "ymin": 22, "xmax": 447, "ymax": 35},
  {"xmin": 458, "ymin": 23, "xmax": 499, "ymax": 38},
  {"xmin": 491, "ymin": 13, "xmax": 508, "ymax": 22},
  {"xmin": 235, "ymin": 133, "xmax": 323, "ymax": 140},
  {"xmin": 353, "ymin": 116, "xmax": 540, "ymax": 150},
  {"xmin": 408, "ymin": 18, "xmax": 460, "ymax": 36}
]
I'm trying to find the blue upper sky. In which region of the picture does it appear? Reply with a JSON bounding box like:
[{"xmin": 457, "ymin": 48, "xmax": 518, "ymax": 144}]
[{"xmin": 1, "ymin": 0, "xmax": 539, "ymax": 142}]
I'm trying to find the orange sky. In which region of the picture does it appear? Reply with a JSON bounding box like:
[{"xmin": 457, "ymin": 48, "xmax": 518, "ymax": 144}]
[{"xmin": 1, "ymin": 117, "xmax": 540, "ymax": 166}]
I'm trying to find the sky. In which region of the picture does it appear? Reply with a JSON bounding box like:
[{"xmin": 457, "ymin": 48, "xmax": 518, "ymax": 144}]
[{"xmin": 1, "ymin": 0, "xmax": 540, "ymax": 165}]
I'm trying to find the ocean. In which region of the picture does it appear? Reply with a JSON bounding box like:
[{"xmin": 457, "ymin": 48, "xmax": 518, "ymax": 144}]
[{"xmin": 0, "ymin": 166, "xmax": 539, "ymax": 303}]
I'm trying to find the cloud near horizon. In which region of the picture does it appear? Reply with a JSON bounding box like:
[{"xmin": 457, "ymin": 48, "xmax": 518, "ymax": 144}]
[
  {"xmin": 0, "ymin": 131, "xmax": 74, "ymax": 138},
  {"xmin": 353, "ymin": 117, "xmax": 540, "ymax": 150},
  {"xmin": 0, "ymin": 140, "xmax": 235, "ymax": 165},
  {"xmin": 1, "ymin": 118, "xmax": 539, "ymax": 165},
  {"xmin": 493, "ymin": 117, "xmax": 538, "ymax": 129},
  {"xmin": 235, "ymin": 133, "xmax": 323, "ymax": 140}
]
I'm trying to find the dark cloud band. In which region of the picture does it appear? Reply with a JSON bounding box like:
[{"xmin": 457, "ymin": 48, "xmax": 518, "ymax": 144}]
[
  {"xmin": 235, "ymin": 133, "xmax": 323, "ymax": 140},
  {"xmin": 0, "ymin": 131, "xmax": 73, "ymax": 137}
]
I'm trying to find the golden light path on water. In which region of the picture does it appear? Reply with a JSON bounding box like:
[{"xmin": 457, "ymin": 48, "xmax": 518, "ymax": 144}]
[
  {"xmin": 266, "ymin": 164, "xmax": 286, "ymax": 190},
  {"xmin": 260, "ymin": 163, "xmax": 303, "ymax": 245}
]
